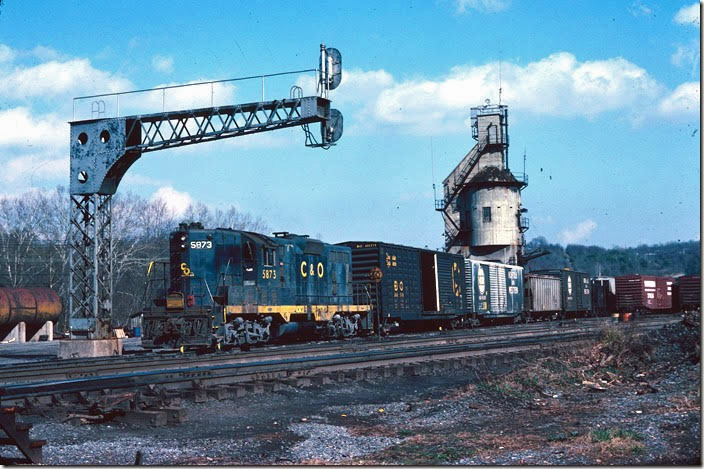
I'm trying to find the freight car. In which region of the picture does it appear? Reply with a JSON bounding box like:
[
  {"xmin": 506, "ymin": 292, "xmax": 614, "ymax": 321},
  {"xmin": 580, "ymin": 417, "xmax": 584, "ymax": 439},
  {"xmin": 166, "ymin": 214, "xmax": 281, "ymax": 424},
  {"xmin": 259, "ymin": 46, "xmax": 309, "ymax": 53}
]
[
  {"xmin": 614, "ymin": 274, "xmax": 673, "ymax": 314},
  {"xmin": 140, "ymin": 222, "xmax": 371, "ymax": 349},
  {"xmin": 524, "ymin": 274, "xmax": 561, "ymax": 319},
  {"xmin": 338, "ymin": 241, "xmax": 468, "ymax": 330},
  {"xmin": 672, "ymin": 275, "xmax": 700, "ymax": 311},
  {"xmin": 524, "ymin": 269, "xmax": 592, "ymax": 319},
  {"xmin": 464, "ymin": 259, "xmax": 523, "ymax": 321},
  {"xmin": 591, "ymin": 276, "xmax": 617, "ymax": 316}
]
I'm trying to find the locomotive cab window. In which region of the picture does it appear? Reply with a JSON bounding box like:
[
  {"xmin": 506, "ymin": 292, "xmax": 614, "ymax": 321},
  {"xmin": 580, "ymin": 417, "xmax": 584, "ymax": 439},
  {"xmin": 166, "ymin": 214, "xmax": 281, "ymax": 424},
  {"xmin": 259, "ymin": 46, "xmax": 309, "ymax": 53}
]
[
  {"xmin": 243, "ymin": 241, "xmax": 256, "ymax": 271},
  {"xmin": 262, "ymin": 247, "xmax": 276, "ymax": 267},
  {"xmin": 482, "ymin": 206, "xmax": 492, "ymax": 223}
]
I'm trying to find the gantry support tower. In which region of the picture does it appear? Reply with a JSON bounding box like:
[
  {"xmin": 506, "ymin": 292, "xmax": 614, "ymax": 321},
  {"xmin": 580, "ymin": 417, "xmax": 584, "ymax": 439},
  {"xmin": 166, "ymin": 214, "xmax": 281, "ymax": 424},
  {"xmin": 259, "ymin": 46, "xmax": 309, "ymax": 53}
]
[{"xmin": 68, "ymin": 45, "xmax": 342, "ymax": 339}]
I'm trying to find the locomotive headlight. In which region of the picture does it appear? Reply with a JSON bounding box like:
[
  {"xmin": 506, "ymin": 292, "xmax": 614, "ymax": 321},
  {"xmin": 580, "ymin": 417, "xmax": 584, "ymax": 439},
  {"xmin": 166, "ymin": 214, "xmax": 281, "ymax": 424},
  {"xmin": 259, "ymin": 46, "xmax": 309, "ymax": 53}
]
[
  {"xmin": 180, "ymin": 244, "xmax": 186, "ymax": 250},
  {"xmin": 180, "ymin": 235, "xmax": 186, "ymax": 241}
]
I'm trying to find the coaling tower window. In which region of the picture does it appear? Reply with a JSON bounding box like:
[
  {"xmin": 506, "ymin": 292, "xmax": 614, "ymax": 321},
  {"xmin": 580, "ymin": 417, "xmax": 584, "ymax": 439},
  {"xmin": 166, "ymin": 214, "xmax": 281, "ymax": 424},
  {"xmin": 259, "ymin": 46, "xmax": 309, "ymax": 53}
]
[{"xmin": 482, "ymin": 206, "xmax": 492, "ymax": 223}]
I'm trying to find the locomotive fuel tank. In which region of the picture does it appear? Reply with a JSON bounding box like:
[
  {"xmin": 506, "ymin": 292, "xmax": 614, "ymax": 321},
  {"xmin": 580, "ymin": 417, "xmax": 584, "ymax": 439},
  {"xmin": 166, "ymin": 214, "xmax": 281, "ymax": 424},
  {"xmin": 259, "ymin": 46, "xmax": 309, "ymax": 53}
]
[{"xmin": 0, "ymin": 287, "xmax": 62, "ymax": 340}]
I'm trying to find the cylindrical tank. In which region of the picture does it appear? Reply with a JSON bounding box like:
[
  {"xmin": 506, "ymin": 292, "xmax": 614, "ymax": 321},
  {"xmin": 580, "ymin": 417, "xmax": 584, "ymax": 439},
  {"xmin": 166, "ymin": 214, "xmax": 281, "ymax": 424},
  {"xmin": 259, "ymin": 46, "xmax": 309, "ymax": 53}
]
[
  {"xmin": 0, "ymin": 287, "xmax": 62, "ymax": 330},
  {"xmin": 467, "ymin": 185, "xmax": 522, "ymax": 247}
]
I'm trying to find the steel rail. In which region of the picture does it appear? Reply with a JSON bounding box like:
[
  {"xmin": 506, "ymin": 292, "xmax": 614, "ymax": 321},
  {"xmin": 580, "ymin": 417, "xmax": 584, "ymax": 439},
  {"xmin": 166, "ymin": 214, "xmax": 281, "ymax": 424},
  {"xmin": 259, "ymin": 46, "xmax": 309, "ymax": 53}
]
[
  {"xmin": 0, "ymin": 318, "xmax": 675, "ymax": 401},
  {"xmin": 0, "ymin": 316, "xmax": 676, "ymax": 385}
]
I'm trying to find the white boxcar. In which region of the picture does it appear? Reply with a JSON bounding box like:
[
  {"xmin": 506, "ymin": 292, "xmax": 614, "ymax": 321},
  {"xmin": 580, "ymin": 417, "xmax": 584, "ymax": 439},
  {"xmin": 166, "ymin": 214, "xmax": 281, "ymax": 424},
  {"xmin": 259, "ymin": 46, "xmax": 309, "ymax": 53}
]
[{"xmin": 464, "ymin": 259, "xmax": 523, "ymax": 319}]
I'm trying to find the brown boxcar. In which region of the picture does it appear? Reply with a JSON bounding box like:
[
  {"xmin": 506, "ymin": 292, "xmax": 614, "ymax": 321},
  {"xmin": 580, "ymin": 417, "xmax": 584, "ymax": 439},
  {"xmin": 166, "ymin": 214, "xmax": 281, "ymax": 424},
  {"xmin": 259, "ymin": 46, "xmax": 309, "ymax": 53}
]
[
  {"xmin": 673, "ymin": 275, "xmax": 700, "ymax": 311},
  {"xmin": 615, "ymin": 275, "xmax": 673, "ymax": 313}
]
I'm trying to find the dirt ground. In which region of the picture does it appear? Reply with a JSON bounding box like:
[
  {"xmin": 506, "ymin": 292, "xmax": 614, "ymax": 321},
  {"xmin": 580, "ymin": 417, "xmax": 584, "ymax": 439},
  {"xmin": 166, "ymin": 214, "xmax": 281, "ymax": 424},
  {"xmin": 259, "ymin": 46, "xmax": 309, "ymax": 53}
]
[{"xmin": 17, "ymin": 314, "xmax": 702, "ymax": 465}]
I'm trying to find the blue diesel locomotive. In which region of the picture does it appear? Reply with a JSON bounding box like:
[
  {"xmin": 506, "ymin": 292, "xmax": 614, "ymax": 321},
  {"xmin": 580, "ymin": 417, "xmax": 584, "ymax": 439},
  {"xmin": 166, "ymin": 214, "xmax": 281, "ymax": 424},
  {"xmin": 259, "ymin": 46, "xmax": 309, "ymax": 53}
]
[{"xmin": 141, "ymin": 222, "xmax": 370, "ymax": 349}]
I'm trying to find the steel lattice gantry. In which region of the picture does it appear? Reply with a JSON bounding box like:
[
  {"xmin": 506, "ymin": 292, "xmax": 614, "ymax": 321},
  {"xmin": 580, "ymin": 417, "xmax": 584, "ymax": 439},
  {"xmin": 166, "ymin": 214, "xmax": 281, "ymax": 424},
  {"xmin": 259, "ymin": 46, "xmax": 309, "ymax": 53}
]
[{"xmin": 68, "ymin": 96, "xmax": 339, "ymax": 338}]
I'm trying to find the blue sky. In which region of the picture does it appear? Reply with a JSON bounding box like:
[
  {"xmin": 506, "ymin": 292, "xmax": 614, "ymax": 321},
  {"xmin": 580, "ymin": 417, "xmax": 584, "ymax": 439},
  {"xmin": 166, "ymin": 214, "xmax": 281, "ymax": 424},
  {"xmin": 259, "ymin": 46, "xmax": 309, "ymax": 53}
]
[{"xmin": 0, "ymin": 0, "xmax": 699, "ymax": 249}]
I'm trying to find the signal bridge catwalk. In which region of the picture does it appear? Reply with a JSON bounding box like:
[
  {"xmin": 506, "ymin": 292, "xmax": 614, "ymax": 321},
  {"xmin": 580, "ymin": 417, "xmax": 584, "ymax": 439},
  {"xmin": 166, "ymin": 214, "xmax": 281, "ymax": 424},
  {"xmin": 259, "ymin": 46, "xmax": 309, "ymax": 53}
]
[{"xmin": 68, "ymin": 44, "xmax": 342, "ymax": 339}]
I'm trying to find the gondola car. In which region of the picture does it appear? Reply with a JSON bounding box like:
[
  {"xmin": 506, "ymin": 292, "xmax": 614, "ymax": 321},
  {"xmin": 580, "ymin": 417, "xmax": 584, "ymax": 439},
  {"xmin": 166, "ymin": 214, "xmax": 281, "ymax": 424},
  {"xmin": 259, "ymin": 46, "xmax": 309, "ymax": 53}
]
[{"xmin": 140, "ymin": 222, "xmax": 370, "ymax": 349}]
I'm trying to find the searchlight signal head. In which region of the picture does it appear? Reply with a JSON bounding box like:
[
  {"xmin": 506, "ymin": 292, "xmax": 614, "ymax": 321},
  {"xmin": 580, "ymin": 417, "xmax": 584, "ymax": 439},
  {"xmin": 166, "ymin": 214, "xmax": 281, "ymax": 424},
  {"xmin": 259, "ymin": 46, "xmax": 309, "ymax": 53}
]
[
  {"xmin": 323, "ymin": 108, "xmax": 343, "ymax": 144},
  {"xmin": 319, "ymin": 44, "xmax": 342, "ymax": 93}
]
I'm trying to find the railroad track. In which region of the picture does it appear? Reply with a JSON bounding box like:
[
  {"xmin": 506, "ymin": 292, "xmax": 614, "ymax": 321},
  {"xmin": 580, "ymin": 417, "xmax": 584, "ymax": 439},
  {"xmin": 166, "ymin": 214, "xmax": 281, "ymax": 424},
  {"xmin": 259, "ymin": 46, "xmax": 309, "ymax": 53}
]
[
  {"xmin": 0, "ymin": 315, "xmax": 678, "ymax": 405},
  {"xmin": 0, "ymin": 315, "xmax": 665, "ymax": 384}
]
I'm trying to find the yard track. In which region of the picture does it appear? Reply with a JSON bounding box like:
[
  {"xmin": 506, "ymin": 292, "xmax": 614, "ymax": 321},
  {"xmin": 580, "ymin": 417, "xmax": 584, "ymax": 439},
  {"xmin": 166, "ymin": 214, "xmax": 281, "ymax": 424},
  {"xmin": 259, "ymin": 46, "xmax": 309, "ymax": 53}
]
[{"xmin": 0, "ymin": 315, "xmax": 678, "ymax": 405}]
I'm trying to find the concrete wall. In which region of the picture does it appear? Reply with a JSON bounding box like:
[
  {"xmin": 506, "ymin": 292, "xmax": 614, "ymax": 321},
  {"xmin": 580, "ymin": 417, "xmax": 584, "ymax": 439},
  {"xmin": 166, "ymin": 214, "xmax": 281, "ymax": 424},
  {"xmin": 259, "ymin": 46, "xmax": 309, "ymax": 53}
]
[{"xmin": 468, "ymin": 186, "xmax": 522, "ymax": 248}]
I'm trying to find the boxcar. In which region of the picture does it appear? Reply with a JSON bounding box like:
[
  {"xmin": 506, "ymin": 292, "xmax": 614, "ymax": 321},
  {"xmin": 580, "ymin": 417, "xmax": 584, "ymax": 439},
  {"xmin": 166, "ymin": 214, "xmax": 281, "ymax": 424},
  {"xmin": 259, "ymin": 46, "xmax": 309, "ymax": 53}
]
[
  {"xmin": 464, "ymin": 259, "xmax": 523, "ymax": 320},
  {"xmin": 532, "ymin": 269, "xmax": 592, "ymax": 316},
  {"xmin": 339, "ymin": 241, "xmax": 466, "ymax": 327},
  {"xmin": 615, "ymin": 275, "xmax": 673, "ymax": 313},
  {"xmin": 672, "ymin": 275, "xmax": 700, "ymax": 311},
  {"xmin": 524, "ymin": 274, "xmax": 562, "ymax": 318},
  {"xmin": 591, "ymin": 276, "xmax": 617, "ymax": 316}
]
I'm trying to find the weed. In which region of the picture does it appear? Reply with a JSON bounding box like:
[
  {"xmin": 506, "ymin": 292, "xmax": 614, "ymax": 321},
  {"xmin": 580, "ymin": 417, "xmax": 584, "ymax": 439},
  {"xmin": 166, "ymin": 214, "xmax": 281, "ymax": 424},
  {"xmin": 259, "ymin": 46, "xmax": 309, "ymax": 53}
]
[
  {"xmin": 599, "ymin": 326, "xmax": 625, "ymax": 352},
  {"xmin": 547, "ymin": 432, "xmax": 570, "ymax": 442},
  {"xmin": 385, "ymin": 442, "xmax": 470, "ymax": 464},
  {"xmin": 631, "ymin": 445, "xmax": 645, "ymax": 455},
  {"xmin": 591, "ymin": 428, "xmax": 612, "ymax": 442},
  {"xmin": 397, "ymin": 429, "xmax": 415, "ymax": 437},
  {"xmin": 591, "ymin": 428, "xmax": 644, "ymax": 444},
  {"xmin": 612, "ymin": 429, "xmax": 644, "ymax": 441}
]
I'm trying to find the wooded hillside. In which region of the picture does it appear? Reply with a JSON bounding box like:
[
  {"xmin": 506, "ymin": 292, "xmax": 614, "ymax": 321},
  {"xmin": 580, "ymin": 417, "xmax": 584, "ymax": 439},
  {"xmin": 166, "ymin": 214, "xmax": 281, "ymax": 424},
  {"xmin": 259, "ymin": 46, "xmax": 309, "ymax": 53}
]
[{"xmin": 525, "ymin": 236, "xmax": 701, "ymax": 276}]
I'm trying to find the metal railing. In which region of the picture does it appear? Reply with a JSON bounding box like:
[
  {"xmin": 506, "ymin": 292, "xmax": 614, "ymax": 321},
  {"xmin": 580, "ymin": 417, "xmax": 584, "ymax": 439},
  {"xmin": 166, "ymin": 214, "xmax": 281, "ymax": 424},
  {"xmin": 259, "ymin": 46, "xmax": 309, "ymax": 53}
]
[{"xmin": 72, "ymin": 69, "xmax": 318, "ymax": 121}]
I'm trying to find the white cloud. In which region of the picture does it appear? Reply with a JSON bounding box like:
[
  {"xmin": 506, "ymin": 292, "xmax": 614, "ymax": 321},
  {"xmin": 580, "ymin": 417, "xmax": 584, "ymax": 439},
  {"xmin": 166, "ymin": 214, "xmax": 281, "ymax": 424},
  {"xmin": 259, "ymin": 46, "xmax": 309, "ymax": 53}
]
[
  {"xmin": 0, "ymin": 107, "xmax": 65, "ymax": 148},
  {"xmin": 671, "ymin": 39, "xmax": 700, "ymax": 77},
  {"xmin": 113, "ymin": 79, "xmax": 237, "ymax": 116},
  {"xmin": 152, "ymin": 55, "xmax": 174, "ymax": 74},
  {"xmin": 560, "ymin": 219, "xmax": 597, "ymax": 245},
  {"xmin": 151, "ymin": 186, "xmax": 194, "ymax": 217},
  {"xmin": 456, "ymin": 0, "xmax": 510, "ymax": 13},
  {"xmin": 0, "ymin": 57, "xmax": 132, "ymax": 101},
  {"xmin": 0, "ymin": 44, "xmax": 15, "ymax": 63},
  {"xmin": 629, "ymin": 1, "xmax": 653, "ymax": 17},
  {"xmin": 366, "ymin": 52, "xmax": 663, "ymax": 134},
  {"xmin": 31, "ymin": 45, "xmax": 62, "ymax": 61},
  {"xmin": 0, "ymin": 153, "xmax": 68, "ymax": 184},
  {"xmin": 674, "ymin": 3, "xmax": 700, "ymax": 26},
  {"xmin": 658, "ymin": 82, "xmax": 700, "ymax": 115}
]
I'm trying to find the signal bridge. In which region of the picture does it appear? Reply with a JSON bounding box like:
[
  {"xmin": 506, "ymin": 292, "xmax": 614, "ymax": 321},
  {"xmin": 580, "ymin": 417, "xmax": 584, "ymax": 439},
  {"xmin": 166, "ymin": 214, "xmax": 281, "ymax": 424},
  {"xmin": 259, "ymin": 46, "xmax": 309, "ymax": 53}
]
[{"xmin": 67, "ymin": 44, "xmax": 342, "ymax": 343}]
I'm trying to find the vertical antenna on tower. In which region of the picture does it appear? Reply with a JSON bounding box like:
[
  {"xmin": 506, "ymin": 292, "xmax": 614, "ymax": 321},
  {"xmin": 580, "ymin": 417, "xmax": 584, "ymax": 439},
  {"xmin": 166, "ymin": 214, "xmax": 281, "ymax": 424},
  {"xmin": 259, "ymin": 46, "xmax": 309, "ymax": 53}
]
[
  {"xmin": 431, "ymin": 137, "xmax": 437, "ymax": 204},
  {"xmin": 498, "ymin": 49, "xmax": 503, "ymax": 105},
  {"xmin": 523, "ymin": 146, "xmax": 526, "ymax": 176}
]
